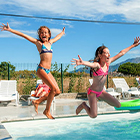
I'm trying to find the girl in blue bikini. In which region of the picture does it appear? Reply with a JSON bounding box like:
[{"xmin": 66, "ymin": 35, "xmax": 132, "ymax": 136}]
[
  {"xmin": 71, "ymin": 37, "xmax": 140, "ymax": 118},
  {"xmin": 1, "ymin": 22, "xmax": 65, "ymax": 119}
]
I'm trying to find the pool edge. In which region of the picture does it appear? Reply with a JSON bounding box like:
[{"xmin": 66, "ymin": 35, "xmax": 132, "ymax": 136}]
[{"xmin": 1, "ymin": 110, "xmax": 131, "ymax": 123}]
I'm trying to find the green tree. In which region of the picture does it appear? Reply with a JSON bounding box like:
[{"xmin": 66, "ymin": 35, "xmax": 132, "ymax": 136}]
[
  {"xmin": 0, "ymin": 62, "xmax": 15, "ymax": 79},
  {"xmin": 118, "ymin": 62, "xmax": 139, "ymax": 76},
  {"xmin": 68, "ymin": 68, "xmax": 76, "ymax": 93},
  {"xmin": 135, "ymin": 63, "xmax": 140, "ymax": 76},
  {"xmin": 22, "ymin": 78, "xmax": 36, "ymax": 95},
  {"xmin": 51, "ymin": 62, "xmax": 70, "ymax": 91},
  {"xmin": 16, "ymin": 70, "xmax": 37, "ymax": 79},
  {"xmin": 76, "ymin": 71, "xmax": 84, "ymax": 93}
]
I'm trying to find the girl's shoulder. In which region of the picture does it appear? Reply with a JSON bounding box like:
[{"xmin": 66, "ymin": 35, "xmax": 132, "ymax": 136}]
[
  {"xmin": 106, "ymin": 62, "xmax": 110, "ymax": 67},
  {"xmin": 36, "ymin": 40, "xmax": 43, "ymax": 47},
  {"xmin": 37, "ymin": 39, "xmax": 43, "ymax": 44},
  {"xmin": 48, "ymin": 39, "xmax": 53, "ymax": 45},
  {"xmin": 92, "ymin": 61, "xmax": 99, "ymax": 64},
  {"xmin": 93, "ymin": 62, "xmax": 100, "ymax": 68}
]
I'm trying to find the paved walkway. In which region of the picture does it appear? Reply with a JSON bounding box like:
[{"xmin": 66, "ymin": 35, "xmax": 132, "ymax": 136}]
[{"xmin": 0, "ymin": 98, "xmax": 131, "ymax": 140}]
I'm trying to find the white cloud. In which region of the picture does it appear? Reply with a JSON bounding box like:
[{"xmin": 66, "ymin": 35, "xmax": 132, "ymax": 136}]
[
  {"xmin": 0, "ymin": 32, "xmax": 14, "ymax": 38},
  {"xmin": 50, "ymin": 28, "xmax": 63, "ymax": 37},
  {"xmin": 1, "ymin": 0, "xmax": 140, "ymax": 22},
  {"xmin": 9, "ymin": 20, "xmax": 30, "ymax": 27},
  {"xmin": 0, "ymin": 20, "xmax": 30, "ymax": 29},
  {"xmin": 114, "ymin": 49, "xmax": 140, "ymax": 56},
  {"xmin": 0, "ymin": 30, "xmax": 36, "ymax": 38},
  {"xmin": 128, "ymin": 50, "xmax": 140, "ymax": 54}
]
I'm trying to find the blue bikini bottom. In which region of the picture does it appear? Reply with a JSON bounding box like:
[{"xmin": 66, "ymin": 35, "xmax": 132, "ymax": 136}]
[{"xmin": 36, "ymin": 66, "xmax": 50, "ymax": 74}]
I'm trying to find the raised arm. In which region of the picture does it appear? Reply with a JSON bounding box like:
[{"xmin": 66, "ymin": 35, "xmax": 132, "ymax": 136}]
[
  {"xmin": 0, "ymin": 22, "xmax": 37, "ymax": 44},
  {"xmin": 71, "ymin": 55, "xmax": 99, "ymax": 69},
  {"xmin": 109, "ymin": 37, "xmax": 140, "ymax": 64},
  {"xmin": 50, "ymin": 27, "xmax": 65, "ymax": 44}
]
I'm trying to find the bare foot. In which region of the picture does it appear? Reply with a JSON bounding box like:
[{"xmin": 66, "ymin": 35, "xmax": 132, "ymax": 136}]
[
  {"xmin": 76, "ymin": 102, "xmax": 85, "ymax": 115},
  {"xmin": 43, "ymin": 109, "xmax": 55, "ymax": 119},
  {"xmin": 32, "ymin": 100, "xmax": 39, "ymax": 114}
]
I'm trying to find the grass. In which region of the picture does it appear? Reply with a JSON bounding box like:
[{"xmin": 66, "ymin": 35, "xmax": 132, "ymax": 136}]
[{"xmin": 15, "ymin": 75, "xmax": 139, "ymax": 95}]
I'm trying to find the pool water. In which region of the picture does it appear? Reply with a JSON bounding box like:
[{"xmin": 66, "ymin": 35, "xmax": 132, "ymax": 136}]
[{"xmin": 3, "ymin": 112, "xmax": 140, "ymax": 140}]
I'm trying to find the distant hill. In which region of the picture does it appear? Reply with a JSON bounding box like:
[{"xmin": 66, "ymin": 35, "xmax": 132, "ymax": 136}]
[{"xmin": 72, "ymin": 57, "xmax": 140, "ymax": 73}]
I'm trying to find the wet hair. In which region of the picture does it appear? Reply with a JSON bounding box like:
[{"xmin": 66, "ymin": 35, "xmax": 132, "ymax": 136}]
[
  {"xmin": 90, "ymin": 45, "xmax": 108, "ymax": 77},
  {"xmin": 37, "ymin": 26, "xmax": 51, "ymax": 42},
  {"xmin": 94, "ymin": 45, "xmax": 108, "ymax": 62}
]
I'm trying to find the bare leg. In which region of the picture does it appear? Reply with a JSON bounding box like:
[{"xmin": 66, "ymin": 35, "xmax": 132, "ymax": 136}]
[
  {"xmin": 76, "ymin": 102, "xmax": 88, "ymax": 115},
  {"xmin": 32, "ymin": 100, "xmax": 39, "ymax": 114},
  {"xmin": 76, "ymin": 93, "xmax": 98, "ymax": 118},
  {"xmin": 98, "ymin": 90, "xmax": 121, "ymax": 108},
  {"xmin": 37, "ymin": 69, "xmax": 60, "ymax": 119},
  {"xmin": 43, "ymin": 91, "xmax": 55, "ymax": 119},
  {"xmin": 32, "ymin": 93, "xmax": 48, "ymax": 114}
]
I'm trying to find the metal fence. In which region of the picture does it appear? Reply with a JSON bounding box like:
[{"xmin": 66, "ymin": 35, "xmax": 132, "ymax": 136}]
[
  {"xmin": 0, "ymin": 62, "xmax": 91, "ymax": 95},
  {"xmin": 0, "ymin": 62, "xmax": 138, "ymax": 95}
]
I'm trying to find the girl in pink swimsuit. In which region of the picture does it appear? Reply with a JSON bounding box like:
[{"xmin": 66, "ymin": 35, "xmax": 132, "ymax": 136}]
[{"xmin": 71, "ymin": 37, "xmax": 140, "ymax": 118}]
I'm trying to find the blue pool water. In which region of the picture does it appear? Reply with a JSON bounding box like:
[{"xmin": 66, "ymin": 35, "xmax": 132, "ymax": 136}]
[{"xmin": 3, "ymin": 112, "xmax": 140, "ymax": 140}]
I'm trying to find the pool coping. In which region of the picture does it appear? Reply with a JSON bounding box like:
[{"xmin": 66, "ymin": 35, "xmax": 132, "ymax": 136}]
[{"xmin": 1, "ymin": 109, "xmax": 131, "ymax": 123}]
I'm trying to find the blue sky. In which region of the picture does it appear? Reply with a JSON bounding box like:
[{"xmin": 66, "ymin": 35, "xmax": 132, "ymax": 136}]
[{"xmin": 0, "ymin": 0, "xmax": 140, "ymax": 69}]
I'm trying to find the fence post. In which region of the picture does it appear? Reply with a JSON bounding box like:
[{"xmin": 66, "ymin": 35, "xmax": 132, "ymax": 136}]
[
  {"xmin": 107, "ymin": 74, "xmax": 108, "ymax": 88},
  {"xmin": 61, "ymin": 63, "xmax": 63, "ymax": 93},
  {"xmin": 8, "ymin": 62, "xmax": 10, "ymax": 80}
]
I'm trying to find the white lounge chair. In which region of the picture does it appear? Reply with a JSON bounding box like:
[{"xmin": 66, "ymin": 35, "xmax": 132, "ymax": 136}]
[
  {"xmin": 0, "ymin": 80, "xmax": 19, "ymax": 106},
  {"xmin": 112, "ymin": 78, "xmax": 140, "ymax": 99},
  {"xmin": 89, "ymin": 79, "xmax": 121, "ymax": 99},
  {"xmin": 136, "ymin": 78, "xmax": 140, "ymax": 87},
  {"xmin": 37, "ymin": 79, "xmax": 43, "ymax": 85}
]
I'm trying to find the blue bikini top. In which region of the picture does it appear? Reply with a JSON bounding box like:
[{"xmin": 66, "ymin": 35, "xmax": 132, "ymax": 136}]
[{"xmin": 40, "ymin": 42, "xmax": 53, "ymax": 54}]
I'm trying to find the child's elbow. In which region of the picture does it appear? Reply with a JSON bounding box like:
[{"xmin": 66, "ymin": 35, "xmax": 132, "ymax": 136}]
[{"xmin": 119, "ymin": 50, "xmax": 125, "ymax": 56}]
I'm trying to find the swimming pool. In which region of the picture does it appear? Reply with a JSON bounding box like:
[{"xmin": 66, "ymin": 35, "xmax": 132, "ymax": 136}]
[{"xmin": 3, "ymin": 112, "xmax": 140, "ymax": 140}]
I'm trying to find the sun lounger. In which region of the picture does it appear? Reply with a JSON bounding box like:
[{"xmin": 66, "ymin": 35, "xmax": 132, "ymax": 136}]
[
  {"xmin": 112, "ymin": 78, "xmax": 140, "ymax": 99},
  {"xmin": 0, "ymin": 80, "xmax": 19, "ymax": 106},
  {"xmin": 136, "ymin": 78, "xmax": 140, "ymax": 87},
  {"xmin": 89, "ymin": 79, "xmax": 121, "ymax": 99}
]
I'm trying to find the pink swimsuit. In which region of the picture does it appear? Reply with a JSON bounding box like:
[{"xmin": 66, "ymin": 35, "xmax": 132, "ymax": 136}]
[
  {"xmin": 87, "ymin": 63, "xmax": 109, "ymax": 97},
  {"xmin": 87, "ymin": 88, "xmax": 103, "ymax": 97}
]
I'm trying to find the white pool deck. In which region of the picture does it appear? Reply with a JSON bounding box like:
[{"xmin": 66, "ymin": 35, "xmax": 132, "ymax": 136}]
[{"xmin": 0, "ymin": 98, "xmax": 139, "ymax": 140}]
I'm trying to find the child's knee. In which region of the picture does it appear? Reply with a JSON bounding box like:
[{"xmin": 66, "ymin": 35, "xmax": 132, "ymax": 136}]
[
  {"xmin": 116, "ymin": 102, "xmax": 121, "ymax": 108},
  {"xmin": 90, "ymin": 112, "xmax": 97, "ymax": 118},
  {"xmin": 56, "ymin": 88, "xmax": 61, "ymax": 94},
  {"xmin": 51, "ymin": 87, "xmax": 61, "ymax": 95}
]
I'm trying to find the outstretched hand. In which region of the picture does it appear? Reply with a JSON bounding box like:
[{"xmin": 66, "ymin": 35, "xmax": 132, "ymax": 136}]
[
  {"xmin": 0, "ymin": 22, "xmax": 10, "ymax": 31},
  {"xmin": 62, "ymin": 27, "xmax": 65, "ymax": 34},
  {"xmin": 133, "ymin": 37, "xmax": 140, "ymax": 47},
  {"xmin": 71, "ymin": 55, "xmax": 83, "ymax": 68}
]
